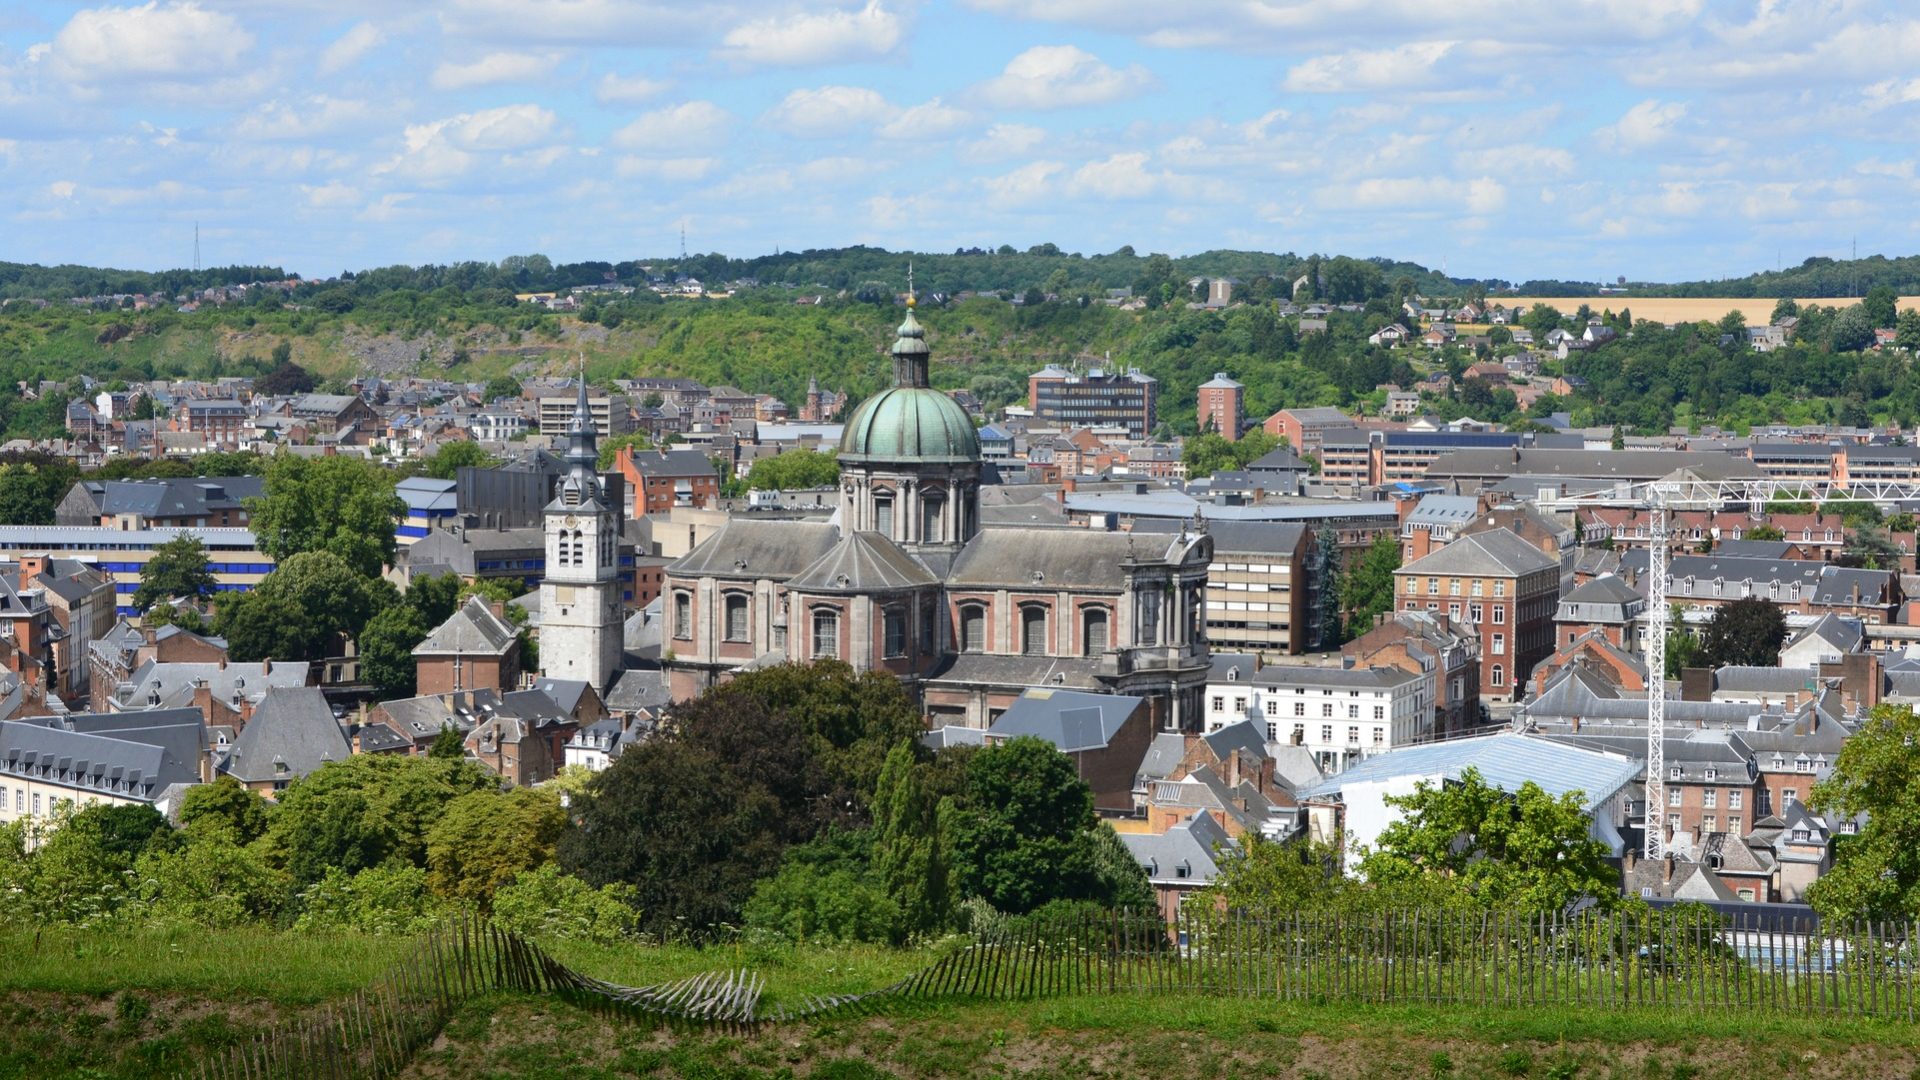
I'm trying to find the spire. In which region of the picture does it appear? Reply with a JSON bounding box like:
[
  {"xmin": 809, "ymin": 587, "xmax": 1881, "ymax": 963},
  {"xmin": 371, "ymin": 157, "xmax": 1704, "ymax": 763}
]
[
  {"xmin": 890, "ymin": 267, "xmax": 930, "ymax": 388},
  {"xmin": 561, "ymin": 355, "xmax": 602, "ymax": 505}
]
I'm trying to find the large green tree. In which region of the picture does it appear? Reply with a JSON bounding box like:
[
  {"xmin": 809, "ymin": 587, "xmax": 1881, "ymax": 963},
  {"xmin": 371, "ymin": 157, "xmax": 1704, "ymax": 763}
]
[
  {"xmin": 359, "ymin": 603, "xmax": 431, "ymax": 697},
  {"xmin": 248, "ymin": 453, "xmax": 403, "ymax": 577},
  {"xmin": 419, "ymin": 440, "xmax": 498, "ymax": 480},
  {"xmin": 425, "ymin": 788, "xmax": 567, "ymax": 905},
  {"xmin": 1339, "ymin": 533, "xmax": 1401, "ymax": 638},
  {"xmin": 746, "ymin": 449, "xmax": 841, "ymax": 491},
  {"xmin": 1697, "ymin": 596, "xmax": 1788, "ymax": 668},
  {"xmin": 131, "ymin": 532, "xmax": 217, "ymax": 612},
  {"xmin": 260, "ymin": 754, "xmax": 496, "ymax": 886},
  {"xmin": 1809, "ymin": 704, "xmax": 1920, "ymax": 921},
  {"xmin": 941, "ymin": 736, "xmax": 1150, "ymax": 915},
  {"xmin": 1358, "ymin": 767, "xmax": 1616, "ymax": 912}
]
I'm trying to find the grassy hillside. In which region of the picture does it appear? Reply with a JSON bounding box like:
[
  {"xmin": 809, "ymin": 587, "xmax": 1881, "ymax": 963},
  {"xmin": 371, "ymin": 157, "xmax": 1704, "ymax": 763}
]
[{"xmin": 8, "ymin": 923, "xmax": 1920, "ymax": 1080}]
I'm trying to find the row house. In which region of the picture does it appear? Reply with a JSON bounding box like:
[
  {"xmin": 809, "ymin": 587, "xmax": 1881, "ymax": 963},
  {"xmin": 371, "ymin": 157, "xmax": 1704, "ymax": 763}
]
[
  {"xmin": 1203, "ymin": 654, "xmax": 1431, "ymax": 775},
  {"xmin": 173, "ymin": 399, "xmax": 248, "ymax": 448},
  {"xmin": 1654, "ymin": 553, "xmax": 1899, "ymax": 624}
]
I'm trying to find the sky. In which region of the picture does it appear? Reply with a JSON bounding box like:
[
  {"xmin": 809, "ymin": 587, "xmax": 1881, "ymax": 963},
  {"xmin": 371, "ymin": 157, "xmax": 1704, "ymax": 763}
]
[{"xmin": 3, "ymin": 0, "xmax": 1919, "ymax": 283}]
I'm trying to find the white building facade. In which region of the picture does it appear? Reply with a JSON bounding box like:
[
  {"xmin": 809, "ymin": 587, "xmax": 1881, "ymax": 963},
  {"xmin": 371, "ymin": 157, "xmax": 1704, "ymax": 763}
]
[{"xmin": 1205, "ymin": 660, "xmax": 1432, "ymax": 774}]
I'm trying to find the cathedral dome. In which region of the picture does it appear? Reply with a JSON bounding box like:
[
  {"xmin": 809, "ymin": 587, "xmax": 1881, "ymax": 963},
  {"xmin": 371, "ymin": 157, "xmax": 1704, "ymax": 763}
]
[
  {"xmin": 838, "ymin": 386, "xmax": 980, "ymax": 464},
  {"xmin": 838, "ymin": 296, "xmax": 979, "ymax": 464}
]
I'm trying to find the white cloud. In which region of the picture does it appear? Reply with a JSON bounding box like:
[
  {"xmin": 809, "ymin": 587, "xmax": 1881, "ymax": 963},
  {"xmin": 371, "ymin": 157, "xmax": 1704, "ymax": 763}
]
[
  {"xmin": 317, "ymin": 21, "xmax": 382, "ymax": 76},
  {"xmin": 976, "ymin": 45, "xmax": 1153, "ymax": 110},
  {"xmin": 764, "ymin": 85, "xmax": 891, "ymax": 138},
  {"xmin": 596, "ymin": 72, "xmax": 670, "ymax": 106},
  {"xmin": 1068, "ymin": 152, "xmax": 1161, "ymax": 199},
  {"xmin": 229, "ymin": 96, "xmax": 377, "ymax": 141},
  {"xmin": 357, "ymin": 193, "xmax": 411, "ymax": 222},
  {"xmin": 431, "ymin": 51, "xmax": 559, "ymax": 91},
  {"xmin": 718, "ymin": 0, "xmax": 904, "ymax": 67},
  {"xmin": 985, "ymin": 161, "xmax": 1062, "ymax": 206},
  {"xmin": 880, "ymin": 97, "xmax": 972, "ymax": 139},
  {"xmin": 610, "ymin": 101, "xmax": 732, "ymax": 152},
  {"xmin": 1328, "ymin": 175, "xmax": 1507, "ymax": 213},
  {"xmin": 1284, "ymin": 41, "xmax": 1457, "ymax": 93},
  {"xmin": 1602, "ymin": 99, "xmax": 1686, "ymax": 149},
  {"xmin": 379, "ymin": 104, "xmax": 561, "ymax": 182},
  {"xmin": 965, "ymin": 122, "xmax": 1046, "ymax": 161},
  {"xmin": 616, "ymin": 156, "xmax": 718, "ymax": 182},
  {"xmin": 1651, "ymin": 181, "xmax": 1704, "ymax": 217},
  {"xmin": 49, "ymin": 180, "xmax": 77, "ymax": 200},
  {"xmin": 42, "ymin": 1, "xmax": 252, "ymax": 85},
  {"xmin": 301, "ymin": 180, "xmax": 359, "ymax": 208}
]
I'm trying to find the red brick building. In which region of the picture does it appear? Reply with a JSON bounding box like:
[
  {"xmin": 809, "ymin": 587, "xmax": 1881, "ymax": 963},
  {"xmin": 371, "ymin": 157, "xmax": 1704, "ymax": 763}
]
[{"xmin": 1394, "ymin": 530, "xmax": 1560, "ymax": 701}]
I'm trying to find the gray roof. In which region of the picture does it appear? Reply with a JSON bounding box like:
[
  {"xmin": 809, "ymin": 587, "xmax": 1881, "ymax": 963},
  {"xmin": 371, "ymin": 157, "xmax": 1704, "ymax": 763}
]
[
  {"xmin": 1242, "ymin": 662, "xmax": 1421, "ymax": 692},
  {"xmin": 413, "ymin": 596, "xmax": 518, "ymax": 657},
  {"xmin": 1561, "ymin": 573, "xmax": 1642, "ymax": 606},
  {"xmin": 604, "ymin": 668, "xmax": 669, "ymax": 713},
  {"xmin": 1400, "ymin": 528, "xmax": 1558, "ymax": 578},
  {"xmin": 1425, "ymin": 448, "xmax": 1767, "ymax": 482},
  {"xmin": 1406, "ymin": 494, "xmax": 1480, "ymax": 527},
  {"xmin": 1121, "ymin": 811, "xmax": 1230, "ymax": 886},
  {"xmin": 950, "ymin": 528, "xmax": 1197, "ymax": 590},
  {"xmin": 788, "ymin": 531, "xmax": 939, "ymax": 592},
  {"xmin": 988, "ymin": 688, "xmax": 1145, "ymax": 752},
  {"xmin": 667, "ymin": 519, "xmax": 839, "ymax": 579},
  {"xmin": 91, "ymin": 476, "xmax": 263, "ymax": 519},
  {"xmin": 118, "ymin": 658, "xmax": 311, "ymax": 711},
  {"xmin": 222, "ymin": 687, "xmax": 350, "ymax": 784},
  {"xmin": 0, "ymin": 712, "xmax": 203, "ymax": 802},
  {"xmin": 1138, "ymin": 732, "xmax": 1187, "ymax": 783}
]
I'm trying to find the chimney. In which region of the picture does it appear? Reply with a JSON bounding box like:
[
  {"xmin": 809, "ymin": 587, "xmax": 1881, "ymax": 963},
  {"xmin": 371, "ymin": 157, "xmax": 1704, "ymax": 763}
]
[
  {"xmin": 262, "ymin": 657, "xmax": 273, "ymax": 675},
  {"xmin": 1571, "ymin": 715, "xmax": 1581, "ymax": 733},
  {"xmin": 1623, "ymin": 847, "xmax": 1636, "ymax": 874},
  {"xmin": 1228, "ymin": 750, "xmax": 1241, "ymax": 789},
  {"xmin": 218, "ymin": 656, "xmax": 227, "ymax": 670},
  {"xmin": 1663, "ymin": 854, "xmax": 1675, "ymax": 884},
  {"xmin": 17, "ymin": 555, "xmax": 45, "ymax": 590},
  {"xmin": 192, "ymin": 676, "xmax": 212, "ymax": 720}
]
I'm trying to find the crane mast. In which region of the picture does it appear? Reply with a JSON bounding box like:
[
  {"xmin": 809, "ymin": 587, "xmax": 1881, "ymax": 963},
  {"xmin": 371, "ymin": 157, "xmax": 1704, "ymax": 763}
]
[{"xmin": 1642, "ymin": 493, "xmax": 1667, "ymax": 860}]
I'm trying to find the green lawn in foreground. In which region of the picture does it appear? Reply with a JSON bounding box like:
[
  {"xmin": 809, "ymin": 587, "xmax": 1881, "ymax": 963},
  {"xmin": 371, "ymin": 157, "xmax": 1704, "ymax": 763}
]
[
  {"xmin": 413, "ymin": 992, "xmax": 1920, "ymax": 1080},
  {"xmin": 0, "ymin": 923, "xmax": 413, "ymax": 1004}
]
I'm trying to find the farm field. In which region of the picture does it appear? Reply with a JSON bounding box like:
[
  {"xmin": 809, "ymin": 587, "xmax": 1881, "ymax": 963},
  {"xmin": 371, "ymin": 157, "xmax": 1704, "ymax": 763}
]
[{"xmin": 1503, "ymin": 296, "xmax": 1920, "ymax": 324}]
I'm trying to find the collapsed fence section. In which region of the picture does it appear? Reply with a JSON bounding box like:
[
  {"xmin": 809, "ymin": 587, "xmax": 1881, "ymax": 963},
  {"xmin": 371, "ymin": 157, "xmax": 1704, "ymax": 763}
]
[{"xmin": 187, "ymin": 906, "xmax": 1920, "ymax": 1079}]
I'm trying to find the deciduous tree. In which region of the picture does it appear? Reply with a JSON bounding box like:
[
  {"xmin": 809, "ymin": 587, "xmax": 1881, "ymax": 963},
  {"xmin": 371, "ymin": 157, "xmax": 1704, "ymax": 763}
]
[
  {"xmin": 1809, "ymin": 704, "xmax": 1920, "ymax": 921},
  {"xmin": 1697, "ymin": 596, "xmax": 1787, "ymax": 668},
  {"xmin": 131, "ymin": 533, "xmax": 216, "ymax": 612},
  {"xmin": 248, "ymin": 454, "xmax": 403, "ymax": 577}
]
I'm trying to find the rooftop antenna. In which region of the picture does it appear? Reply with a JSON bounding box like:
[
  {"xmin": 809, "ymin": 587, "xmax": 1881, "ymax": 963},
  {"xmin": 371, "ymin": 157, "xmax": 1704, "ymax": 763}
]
[
  {"xmin": 680, "ymin": 223, "xmax": 687, "ymax": 261},
  {"xmin": 193, "ymin": 222, "xmax": 200, "ymax": 273},
  {"xmin": 907, "ymin": 260, "xmax": 914, "ymax": 300}
]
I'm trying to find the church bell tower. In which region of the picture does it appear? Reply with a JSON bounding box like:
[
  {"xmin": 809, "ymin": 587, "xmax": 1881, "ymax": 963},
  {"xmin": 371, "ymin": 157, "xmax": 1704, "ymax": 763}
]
[{"xmin": 540, "ymin": 371, "xmax": 622, "ymax": 693}]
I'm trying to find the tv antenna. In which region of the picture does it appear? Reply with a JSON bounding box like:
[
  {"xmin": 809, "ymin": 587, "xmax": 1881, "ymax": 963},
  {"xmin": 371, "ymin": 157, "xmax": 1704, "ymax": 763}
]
[
  {"xmin": 679, "ymin": 223, "xmax": 687, "ymax": 261},
  {"xmin": 193, "ymin": 222, "xmax": 200, "ymax": 273}
]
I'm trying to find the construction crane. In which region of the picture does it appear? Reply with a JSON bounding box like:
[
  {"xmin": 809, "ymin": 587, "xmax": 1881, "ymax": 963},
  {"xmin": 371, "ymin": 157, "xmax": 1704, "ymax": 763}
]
[{"xmin": 1545, "ymin": 473, "xmax": 1915, "ymax": 860}]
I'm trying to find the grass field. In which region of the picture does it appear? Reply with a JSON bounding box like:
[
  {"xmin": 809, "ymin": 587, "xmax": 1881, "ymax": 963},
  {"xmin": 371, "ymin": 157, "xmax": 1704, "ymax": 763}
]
[
  {"xmin": 407, "ymin": 992, "xmax": 1920, "ymax": 1080},
  {"xmin": 1504, "ymin": 296, "xmax": 1920, "ymax": 324},
  {"xmin": 12, "ymin": 926, "xmax": 1920, "ymax": 1079}
]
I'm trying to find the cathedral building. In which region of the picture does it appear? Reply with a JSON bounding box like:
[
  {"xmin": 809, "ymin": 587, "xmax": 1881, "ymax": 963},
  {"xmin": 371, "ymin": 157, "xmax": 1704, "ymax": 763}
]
[
  {"xmin": 659, "ymin": 295, "xmax": 1214, "ymax": 730},
  {"xmin": 539, "ymin": 377, "xmax": 624, "ymax": 694}
]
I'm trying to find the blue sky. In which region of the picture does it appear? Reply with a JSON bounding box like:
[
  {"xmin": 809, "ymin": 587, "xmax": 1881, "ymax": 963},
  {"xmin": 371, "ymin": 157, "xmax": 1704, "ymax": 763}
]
[{"xmin": 3, "ymin": 1, "xmax": 1918, "ymax": 282}]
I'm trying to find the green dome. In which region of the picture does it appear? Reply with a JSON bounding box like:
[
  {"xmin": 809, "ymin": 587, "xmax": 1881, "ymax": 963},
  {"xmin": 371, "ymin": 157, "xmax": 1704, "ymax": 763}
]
[{"xmin": 839, "ymin": 387, "xmax": 980, "ymax": 464}]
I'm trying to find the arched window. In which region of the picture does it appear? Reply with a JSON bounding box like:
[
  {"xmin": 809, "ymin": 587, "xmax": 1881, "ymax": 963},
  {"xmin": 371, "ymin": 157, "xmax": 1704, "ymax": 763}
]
[
  {"xmin": 960, "ymin": 604, "xmax": 986, "ymax": 652},
  {"xmin": 873, "ymin": 492, "xmax": 894, "ymax": 537},
  {"xmin": 922, "ymin": 491, "xmax": 945, "ymax": 543},
  {"xmin": 723, "ymin": 594, "xmax": 749, "ymax": 642},
  {"xmin": 1082, "ymin": 607, "xmax": 1110, "ymax": 654},
  {"xmin": 811, "ymin": 608, "xmax": 840, "ymax": 659},
  {"xmin": 1490, "ymin": 664, "xmax": 1505, "ymax": 688},
  {"xmin": 1021, "ymin": 605, "xmax": 1049, "ymax": 656}
]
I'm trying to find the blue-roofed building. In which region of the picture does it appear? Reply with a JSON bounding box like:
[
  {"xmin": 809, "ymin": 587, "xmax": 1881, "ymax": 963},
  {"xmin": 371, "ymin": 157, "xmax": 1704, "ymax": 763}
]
[
  {"xmin": 987, "ymin": 688, "xmax": 1154, "ymax": 812},
  {"xmin": 1299, "ymin": 732, "xmax": 1642, "ymax": 866},
  {"xmin": 0, "ymin": 526, "xmax": 273, "ymax": 615}
]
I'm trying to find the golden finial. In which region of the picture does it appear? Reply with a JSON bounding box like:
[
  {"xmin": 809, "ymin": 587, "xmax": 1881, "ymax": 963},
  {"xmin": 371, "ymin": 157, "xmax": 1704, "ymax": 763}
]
[{"xmin": 906, "ymin": 262, "xmax": 916, "ymax": 308}]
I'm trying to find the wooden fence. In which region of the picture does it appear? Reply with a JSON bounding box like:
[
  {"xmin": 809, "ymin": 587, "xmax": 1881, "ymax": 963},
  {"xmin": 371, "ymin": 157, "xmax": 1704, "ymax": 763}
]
[{"xmin": 187, "ymin": 906, "xmax": 1920, "ymax": 1078}]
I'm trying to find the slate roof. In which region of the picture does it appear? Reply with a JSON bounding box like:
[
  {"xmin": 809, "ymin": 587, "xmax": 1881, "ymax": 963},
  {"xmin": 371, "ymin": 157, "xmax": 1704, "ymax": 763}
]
[
  {"xmin": 1561, "ymin": 573, "xmax": 1643, "ymax": 606},
  {"xmin": 1121, "ymin": 811, "xmax": 1231, "ymax": 886},
  {"xmin": 117, "ymin": 658, "xmax": 311, "ymax": 711},
  {"xmin": 1406, "ymin": 494, "xmax": 1479, "ymax": 528},
  {"xmin": 788, "ymin": 531, "xmax": 940, "ymax": 592},
  {"xmin": 222, "ymin": 687, "xmax": 351, "ymax": 784},
  {"xmin": 413, "ymin": 596, "xmax": 518, "ymax": 657},
  {"xmin": 1399, "ymin": 528, "xmax": 1558, "ymax": 578},
  {"xmin": 91, "ymin": 476, "xmax": 264, "ymax": 519},
  {"xmin": 988, "ymin": 688, "xmax": 1144, "ymax": 752},
  {"xmin": 667, "ymin": 519, "xmax": 839, "ymax": 579},
  {"xmin": 925, "ymin": 652, "xmax": 1104, "ymax": 691},
  {"xmin": 950, "ymin": 528, "xmax": 1196, "ymax": 590},
  {"xmin": 0, "ymin": 715, "xmax": 202, "ymax": 802}
]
